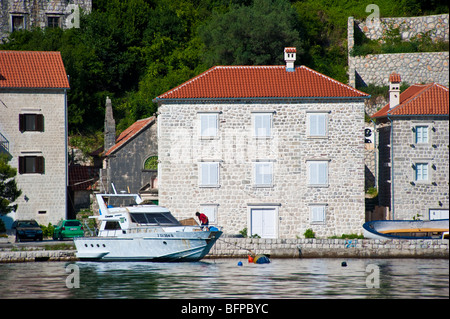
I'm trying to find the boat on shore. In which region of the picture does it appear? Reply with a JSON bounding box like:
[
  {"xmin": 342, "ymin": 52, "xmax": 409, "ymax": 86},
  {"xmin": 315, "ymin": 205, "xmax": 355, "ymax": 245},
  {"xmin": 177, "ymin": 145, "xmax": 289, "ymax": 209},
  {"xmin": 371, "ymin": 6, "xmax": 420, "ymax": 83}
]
[
  {"xmin": 74, "ymin": 193, "xmax": 222, "ymax": 262},
  {"xmin": 363, "ymin": 219, "xmax": 449, "ymax": 240}
]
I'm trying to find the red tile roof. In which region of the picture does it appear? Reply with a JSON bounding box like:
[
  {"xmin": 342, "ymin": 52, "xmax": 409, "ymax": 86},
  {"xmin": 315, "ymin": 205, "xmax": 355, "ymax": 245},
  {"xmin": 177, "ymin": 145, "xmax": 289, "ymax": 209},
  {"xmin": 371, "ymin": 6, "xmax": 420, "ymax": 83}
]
[
  {"xmin": 105, "ymin": 117, "xmax": 156, "ymax": 156},
  {"xmin": 0, "ymin": 50, "xmax": 70, "ymax": 89},
  {"xmin": 389, "ymin": 72, "xmax": 401, "ymax": 83},
  {"xmin": 372, "ymin": 83, "xmax": 449, "ymax": 118},
  {"xmin": 155, "ymin": 65, "xmax": 369, "ymax": 100}
]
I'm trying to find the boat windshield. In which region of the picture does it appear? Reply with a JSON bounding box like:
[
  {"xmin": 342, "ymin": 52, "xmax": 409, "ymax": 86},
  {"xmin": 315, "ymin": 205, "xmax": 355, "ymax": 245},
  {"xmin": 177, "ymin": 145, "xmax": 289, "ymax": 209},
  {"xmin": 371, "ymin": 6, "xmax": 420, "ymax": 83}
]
[{"xmin": 130, "ymin": 212, "xmax": 181, "ymax": 226}]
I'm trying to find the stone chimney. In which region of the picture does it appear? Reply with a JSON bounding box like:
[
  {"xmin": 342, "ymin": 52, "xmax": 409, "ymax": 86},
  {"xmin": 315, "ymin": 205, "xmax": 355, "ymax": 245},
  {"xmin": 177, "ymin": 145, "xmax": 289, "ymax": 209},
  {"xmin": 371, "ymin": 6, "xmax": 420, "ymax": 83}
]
[
  {"xmin": 389, "ymin": 72, "xmax": 401, "ymax": 109},
  {"xmin": 104, "ymin": 96, "xmax": 116, "ymax": 152},
  {"xmin": 284, "ymin": 47, "xmax": 296, "ymax": 71}
]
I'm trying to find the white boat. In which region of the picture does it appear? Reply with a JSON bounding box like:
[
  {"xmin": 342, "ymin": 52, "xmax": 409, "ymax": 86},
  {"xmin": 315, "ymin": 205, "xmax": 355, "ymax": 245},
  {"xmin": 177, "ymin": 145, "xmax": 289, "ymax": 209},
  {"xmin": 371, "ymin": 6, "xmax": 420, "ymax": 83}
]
[
  {"xmin": 74, "ymin": 194, "xmax": 222, "ymax": 261},
  {"xmin": 363, "ymin": 219, "xmax": 449, "ymax": 240}
]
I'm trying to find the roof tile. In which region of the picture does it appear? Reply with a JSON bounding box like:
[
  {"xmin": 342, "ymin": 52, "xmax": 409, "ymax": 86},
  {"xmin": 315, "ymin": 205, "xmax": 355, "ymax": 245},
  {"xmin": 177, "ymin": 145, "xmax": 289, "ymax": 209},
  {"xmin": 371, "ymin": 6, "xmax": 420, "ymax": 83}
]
[
  {"xmin": 372, "ymin": 83, "xmax": 449, "ymax": 118},
  {"xmin": 0, "ymin": 50, "xmax": 70, "ymax": 89},
  {"xmin": 155, "ymin": 65, "xmax": 368, "ymax": 100}
]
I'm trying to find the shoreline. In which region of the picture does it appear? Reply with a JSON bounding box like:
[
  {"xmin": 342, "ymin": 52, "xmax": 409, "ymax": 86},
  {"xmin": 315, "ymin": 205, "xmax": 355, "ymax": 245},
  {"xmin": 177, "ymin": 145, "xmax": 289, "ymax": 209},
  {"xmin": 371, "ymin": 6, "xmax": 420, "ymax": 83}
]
[{"xmin": 0, "ymin": 237, "xmax": 448, "ymax": 263}]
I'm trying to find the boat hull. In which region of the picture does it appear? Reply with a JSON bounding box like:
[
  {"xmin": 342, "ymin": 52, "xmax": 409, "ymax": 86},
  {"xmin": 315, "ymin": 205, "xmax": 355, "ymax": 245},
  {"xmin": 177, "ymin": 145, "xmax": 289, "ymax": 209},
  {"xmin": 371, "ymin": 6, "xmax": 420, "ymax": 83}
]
[
  {"xmin": 363, "ymin": 219, "xmax": 449, "ymax": 240},
  {"xmin": 74, "ymin": 231, "xmax": 222, "ymax": 262}
]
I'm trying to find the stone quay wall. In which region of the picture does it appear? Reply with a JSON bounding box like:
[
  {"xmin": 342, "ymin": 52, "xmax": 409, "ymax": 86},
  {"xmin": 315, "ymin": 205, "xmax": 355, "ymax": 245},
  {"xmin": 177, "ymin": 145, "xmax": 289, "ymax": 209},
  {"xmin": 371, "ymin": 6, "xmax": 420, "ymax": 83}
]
[
  {"xmin": 0, "ymin": 237, "xmax": 448, "ymax": 262},
  {"xmin": 206, "ymin": 238, "xmax": 448, "ymax": 259}
]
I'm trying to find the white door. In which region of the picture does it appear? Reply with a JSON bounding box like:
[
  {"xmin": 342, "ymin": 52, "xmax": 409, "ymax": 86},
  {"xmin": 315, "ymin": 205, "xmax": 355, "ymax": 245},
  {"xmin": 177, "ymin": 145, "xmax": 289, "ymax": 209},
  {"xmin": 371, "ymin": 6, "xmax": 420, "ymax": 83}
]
[
  {"xmin": 429, "ymin": 209, "xmax": 449, "ymax": 220},
  {"xmin": 250, "ymin": 208, "xmax": 277, "ymax": 238}
]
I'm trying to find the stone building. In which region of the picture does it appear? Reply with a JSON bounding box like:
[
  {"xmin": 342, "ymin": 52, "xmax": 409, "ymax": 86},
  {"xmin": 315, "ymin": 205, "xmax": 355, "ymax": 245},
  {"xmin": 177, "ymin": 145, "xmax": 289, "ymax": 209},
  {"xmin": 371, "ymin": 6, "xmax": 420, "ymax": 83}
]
[
  {"xmin": 153, "ymin": 48, "xmax": 370, "ymax": 239},
  {"xmin": 0, "ymin": 0, "xmax": 92, "ymax": 41},
  {"xmin": 372, "ymin": 73, "xmax": 449, "ymax": 221},
  {"xmin": 101, "ymin": 97, "xmax": 158, "ymax": 202},
  {"xmin": 0, "ymin": 50, "xmax": 70, "ymax": 228}
]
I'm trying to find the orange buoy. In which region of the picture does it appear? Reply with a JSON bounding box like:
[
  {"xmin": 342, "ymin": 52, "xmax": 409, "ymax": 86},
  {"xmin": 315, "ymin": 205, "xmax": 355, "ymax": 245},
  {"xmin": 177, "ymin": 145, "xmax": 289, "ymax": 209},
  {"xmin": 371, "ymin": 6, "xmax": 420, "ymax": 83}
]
[{"xmin": 248, "ymin": 255, "xmax": 254, "ymax": 263}]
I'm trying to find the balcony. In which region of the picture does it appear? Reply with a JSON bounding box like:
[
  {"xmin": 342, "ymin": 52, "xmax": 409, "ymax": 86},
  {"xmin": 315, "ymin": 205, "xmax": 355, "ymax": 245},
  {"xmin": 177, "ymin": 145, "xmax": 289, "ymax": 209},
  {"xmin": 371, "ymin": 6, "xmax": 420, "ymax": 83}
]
[{"xmin": 0, "ymin": 131, "xmax": 10, "ymax": 155}]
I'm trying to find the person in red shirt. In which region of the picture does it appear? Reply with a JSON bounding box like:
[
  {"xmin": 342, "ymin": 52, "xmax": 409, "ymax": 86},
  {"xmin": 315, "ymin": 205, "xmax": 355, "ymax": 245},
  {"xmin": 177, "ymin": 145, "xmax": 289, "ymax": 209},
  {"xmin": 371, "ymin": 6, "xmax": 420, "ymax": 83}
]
[{"xmin": 195, "ymin": 212, "xmax": 209, "ymax": 230}]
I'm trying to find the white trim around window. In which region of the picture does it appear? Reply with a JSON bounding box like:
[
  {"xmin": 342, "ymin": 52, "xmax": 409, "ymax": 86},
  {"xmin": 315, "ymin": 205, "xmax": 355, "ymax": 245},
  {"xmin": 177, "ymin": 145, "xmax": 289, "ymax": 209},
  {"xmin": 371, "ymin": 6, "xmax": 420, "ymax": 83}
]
[
  {"xmin": 253, "ymin": 161, "xmax": 274, "ymax": 188},
  {"xmin": 252, "ymin": 112, "xmax": 273, "ymax": 138},
  {"xmin": 309, "ymin": 204, "xmax": 327, "ymax": 225},
  {"xmin": 198, "ymin": 112, "xmax": 219, "ymax": 138},
  {"xmin": 307, "ymin": 160, "xmax": 329, "ymax": 187},
  {"xmin": 306, "ymin": 112, "xmax": 329, "ymax": 138},
  {"xmin": 198, "ymin": 161, "xmax": 220, "ymax": 187}
]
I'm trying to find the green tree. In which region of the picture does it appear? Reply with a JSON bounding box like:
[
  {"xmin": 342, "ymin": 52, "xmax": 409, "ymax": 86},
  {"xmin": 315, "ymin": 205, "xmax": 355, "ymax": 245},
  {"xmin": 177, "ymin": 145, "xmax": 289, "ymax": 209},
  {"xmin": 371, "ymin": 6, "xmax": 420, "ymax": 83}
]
[
  {"xmin": 198, "ymin": 0, "xmax": 305, "ymax": 66},
  {"xmin": 0, "ymin": 154, "xmax": 22, "ymax": 216}
]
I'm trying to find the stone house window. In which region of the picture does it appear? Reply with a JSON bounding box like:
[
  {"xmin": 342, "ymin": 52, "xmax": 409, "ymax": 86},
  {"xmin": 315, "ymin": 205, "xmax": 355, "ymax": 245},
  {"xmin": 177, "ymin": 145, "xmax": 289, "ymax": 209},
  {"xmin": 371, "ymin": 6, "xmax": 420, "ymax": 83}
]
[
  {"xmin": 11, "ymin": 15, "xmax": 26, "ymax": 32},
  {"xmin": 414, "ymin": 126, "xmax": 429, "ymax": 144},
  {"xmin": 200, "ymin": 204, "xmax": 218, "ymax": 224},
  {"xmin": 309, "ymin": 204, "xmax": 327, "ymax": 224},
  {"xmin": 199, "ymin": 162, "xmax": 220, "ymax": 187},
  {"xmin": 143, "ymin": 156, "xmax": 158, "ymax": 170},
  {"xmin": 19, "ymin": 114, "xmax": 44, "ymax": 132},
  {"xmin": 414, "ymin": 163, "xmax": 429, "ymax": 182},
  {"xmin": 18, "ymin": 156, "xmax": 45, "ymax": 174},
  {"xmin": 307, "ymin": 112, "xmax": 328, "ymax": 137},
  {"xmin": 307, "ymin": 160, "xmax": 329, "ymax": 186},
  {"xmin": 199, "ymin": 113, "xmax": 219, "ymax": 138},
  {"xmin": 47, "ymin": 16, "xmax": 61, "ymax": 28},
  {"xmin": 252, "ymin": 112, "xmax": 273, "ymax": 138},
  {"xmin": 253, "ymin": 161, "xmax": 273, "ymax": 187}
]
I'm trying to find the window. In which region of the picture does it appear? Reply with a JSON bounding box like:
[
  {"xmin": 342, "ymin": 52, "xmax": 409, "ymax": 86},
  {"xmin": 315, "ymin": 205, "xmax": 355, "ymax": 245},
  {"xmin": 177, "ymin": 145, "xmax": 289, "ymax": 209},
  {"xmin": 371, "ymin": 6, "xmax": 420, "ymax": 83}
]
[
  {"xmin": 308, "ymin": 113, "xmax": 328, "ymax": 137},
  {"xmin": 199, "ymin": 162, "xmax": 219, "ymax": 187},
  {"xmin": 19, "ymin": 114, "xmax": 44, "ymax": 132},
  {"xmin": 144, "ymin": 156, "xmax": 158, "ymax": 170},
  {"xmin": 252, "ymin": 113, "xmax": 272, "ymax": 138},
  {"xmin": 199, "ymin": 113, "xmax": 218, "ymax": 137},
  {"xmin": 307, "ymin": 161, "xmax": 328, "ymax": 186},
  {"xmin": 18, "ymin": 156, "xmax": 45, "ymax": 174},
  {"xmin": 200, "ymin": 205, "xmax": 218, "ymax": 224},
  {"xmin": 11, "ymin": 15, "xmax": 25, "ymax": 32},
  {"xmin": 415, "ymin": 126, "xmax": 429, "ymax": 144},
  {"xmin": 253, "ymin": 162, "xmax": 273, "ymax": 187},
  {"xmin": 47, "ymin": 16, "xmax": 60, "ymax": 28},
  {"xmin": 415, "ymin": 163, "xmax": 429, "ymax": 181},
  {"xmin": 310, "ymin": 205, "xmax": 326, "ymax": 224}
]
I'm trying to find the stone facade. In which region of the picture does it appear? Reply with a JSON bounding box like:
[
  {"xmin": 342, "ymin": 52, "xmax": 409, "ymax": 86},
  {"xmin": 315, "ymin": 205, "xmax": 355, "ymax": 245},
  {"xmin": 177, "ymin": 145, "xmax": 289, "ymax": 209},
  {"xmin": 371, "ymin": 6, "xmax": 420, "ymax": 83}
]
[
  {"xmin": 0, "ymin": 0, "xmax": 92, "ymax": 41},
  {"xmin": 0, "ymin": 89, "xmax": 67, "ymax": 227},
  {"xmin": 347, "ymin": 14, "xmax": 449, "ymax": 88},
  {"xmin": 388, "ymin": 117, "xmax": 449, "ymax": 220},
  {"xmin": 158, "ymin": 99, "xmax": 366, "ymax": 239},
  {"xmin": 103, "ymin": 119, "xmax": 158, "ymax": 196}
]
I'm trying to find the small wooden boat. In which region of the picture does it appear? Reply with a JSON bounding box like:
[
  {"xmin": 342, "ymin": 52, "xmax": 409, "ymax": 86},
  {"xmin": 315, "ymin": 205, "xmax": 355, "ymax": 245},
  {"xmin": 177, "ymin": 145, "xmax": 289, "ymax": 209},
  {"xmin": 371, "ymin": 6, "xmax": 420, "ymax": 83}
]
[{"xmin": 363, "ymin": 219, "xmax": 449, "ymax": 240}]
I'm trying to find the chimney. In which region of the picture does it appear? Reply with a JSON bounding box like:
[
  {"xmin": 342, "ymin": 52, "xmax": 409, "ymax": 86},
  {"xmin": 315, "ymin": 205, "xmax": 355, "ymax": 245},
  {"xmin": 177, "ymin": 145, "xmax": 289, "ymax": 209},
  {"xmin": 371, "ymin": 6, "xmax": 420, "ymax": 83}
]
[
  {"xmin": 284, "ymin": 47, "xmax": 296, "ymax": 72},
  {"xmin": 389, "ymin": 72, "xmax": 401, "ymax": 109},
  {"xmin": 104, "ymin": 96, "xmax": 116, "ymax": 152}
]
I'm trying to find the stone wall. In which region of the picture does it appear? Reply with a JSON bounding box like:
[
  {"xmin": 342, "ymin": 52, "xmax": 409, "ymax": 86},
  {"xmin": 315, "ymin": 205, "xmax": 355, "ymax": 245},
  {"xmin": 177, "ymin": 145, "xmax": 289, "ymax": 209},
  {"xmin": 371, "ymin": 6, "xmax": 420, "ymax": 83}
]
[
  {"xmin": 347, "ymin": 14, "xmax": 449, "ymax": 88},
  {"xmin": 1, "ymin": 0, "xmax": 92, "ymax": 41},
  {"xmin": 0, "ymin": 89, "xmax": 67, "ymax": 227},
  {"xmin": 390, "ymin": 117, "xmax": 449, "ymax": 220},
  {"xmin": 158, "ymin": 99, "xmax": 366, "ymax": 239},
  {"xmin": 206, "ymin": 238, "xmax": 449, "ymax": 258},
  {"xmin": 350, "ymin": 51, "xmax": 449, "ymax": 87}
]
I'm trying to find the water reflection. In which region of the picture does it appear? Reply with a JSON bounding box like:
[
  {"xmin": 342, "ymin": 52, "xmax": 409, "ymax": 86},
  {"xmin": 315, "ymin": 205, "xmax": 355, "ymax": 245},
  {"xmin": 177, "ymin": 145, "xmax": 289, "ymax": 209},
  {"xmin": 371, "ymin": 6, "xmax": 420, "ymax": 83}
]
[{"xmin": 0, "ymin": 258, "xmax": 448, "ymax": 299}]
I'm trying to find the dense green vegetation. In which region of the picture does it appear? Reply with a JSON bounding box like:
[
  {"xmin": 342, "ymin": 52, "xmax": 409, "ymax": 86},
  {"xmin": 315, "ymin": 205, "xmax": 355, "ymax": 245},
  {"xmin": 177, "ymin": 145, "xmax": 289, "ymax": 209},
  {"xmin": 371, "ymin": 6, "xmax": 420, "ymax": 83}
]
[{"xmin": 1, "ymin": 0, "xmax": 447, "ymax": 150}]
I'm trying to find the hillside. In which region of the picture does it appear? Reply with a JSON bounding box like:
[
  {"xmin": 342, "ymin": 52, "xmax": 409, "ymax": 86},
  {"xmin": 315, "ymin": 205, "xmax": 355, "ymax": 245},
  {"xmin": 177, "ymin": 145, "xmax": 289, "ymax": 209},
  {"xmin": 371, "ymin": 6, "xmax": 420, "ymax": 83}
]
[{"xmin": 1, "ymin": 0, "xmax": 447, "ymax": 153}]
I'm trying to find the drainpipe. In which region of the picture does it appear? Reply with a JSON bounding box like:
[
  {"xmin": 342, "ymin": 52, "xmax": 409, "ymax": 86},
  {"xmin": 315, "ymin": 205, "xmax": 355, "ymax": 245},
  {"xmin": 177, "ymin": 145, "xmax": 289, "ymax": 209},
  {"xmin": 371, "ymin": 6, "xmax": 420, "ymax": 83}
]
[
  {"xmin": 370, "ymin": 119, "xmax": 377, "ymax": 189},
  {"xmin": 387, "ymin": 115, "xmax": 394, "ymax": 220}
]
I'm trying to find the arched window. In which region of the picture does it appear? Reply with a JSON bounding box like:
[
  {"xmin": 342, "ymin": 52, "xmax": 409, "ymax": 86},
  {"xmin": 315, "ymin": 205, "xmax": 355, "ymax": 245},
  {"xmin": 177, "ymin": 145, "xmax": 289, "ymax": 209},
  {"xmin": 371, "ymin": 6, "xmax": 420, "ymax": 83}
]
[{"xmin": 144, "ymin": 156, "xmax": 158, "ymax": 171}]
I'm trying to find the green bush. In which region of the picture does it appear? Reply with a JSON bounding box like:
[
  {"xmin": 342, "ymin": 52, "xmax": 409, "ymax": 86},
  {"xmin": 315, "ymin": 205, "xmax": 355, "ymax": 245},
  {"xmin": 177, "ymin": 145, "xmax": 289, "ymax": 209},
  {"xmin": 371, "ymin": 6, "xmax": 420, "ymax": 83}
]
[
  {"xmin": 304, "ymin": 228, "xmax": 316, "ymax": 238},
  {"xmin": 40, "ymin": 223, "xmax": 55, "ymax": 238}
]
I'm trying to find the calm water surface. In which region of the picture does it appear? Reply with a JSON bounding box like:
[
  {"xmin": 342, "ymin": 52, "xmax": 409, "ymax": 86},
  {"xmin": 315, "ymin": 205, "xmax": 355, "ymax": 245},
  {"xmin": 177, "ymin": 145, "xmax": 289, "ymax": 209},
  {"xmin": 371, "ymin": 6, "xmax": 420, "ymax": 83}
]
[{"xmin": 0, "ymin": 258, "xmax": 448, "ymax": 299}]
